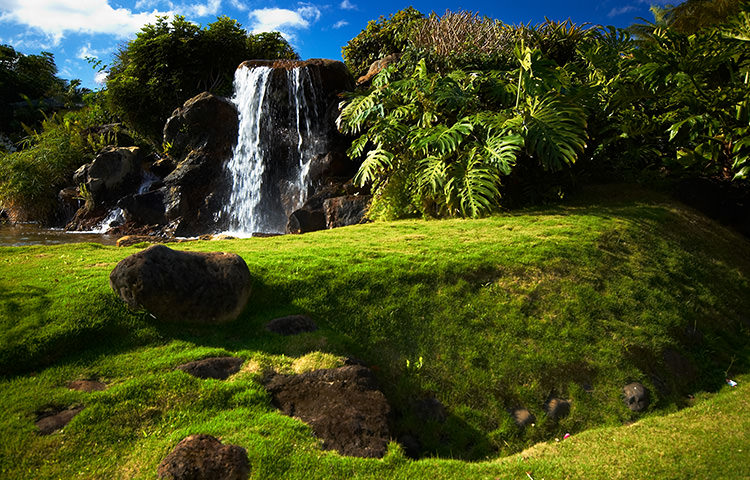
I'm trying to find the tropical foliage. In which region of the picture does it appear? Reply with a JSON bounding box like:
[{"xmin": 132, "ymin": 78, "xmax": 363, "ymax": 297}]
[
  {"xmin": 0, "ymin": 101, "xmax": 119, "ymax": 222},
  {"xmin": 339, "ymin": 4, "xmax": 750, "ymax": 220},
  {"xmin": 0, "ymin": 45, "xmax": 87, "ymax": 142},
  {"xmin": 106, "ymin": 15, "xmax": 298, "ymax": 142}
]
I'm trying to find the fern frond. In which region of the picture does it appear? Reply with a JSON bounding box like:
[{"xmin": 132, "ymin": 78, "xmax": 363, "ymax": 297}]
[{"xmin": 354, "ymin": 148, "xmax": 394, "ymax": 186}]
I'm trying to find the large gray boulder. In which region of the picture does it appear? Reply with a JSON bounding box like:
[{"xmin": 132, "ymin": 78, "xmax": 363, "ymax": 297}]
[{"xmin": 109, "ymin": 245, "xmax": 251, "ymax": 324}]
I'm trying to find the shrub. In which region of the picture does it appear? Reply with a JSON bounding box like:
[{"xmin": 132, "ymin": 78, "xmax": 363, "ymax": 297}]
[{"xmin": 341, "ymin": 7, "xmax": 425, "ymax": 78}]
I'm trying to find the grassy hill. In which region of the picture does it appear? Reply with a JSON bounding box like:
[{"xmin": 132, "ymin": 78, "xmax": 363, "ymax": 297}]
[{"xmin": 1, "ymin": 186, "xmax": 749, "ymax": 478}]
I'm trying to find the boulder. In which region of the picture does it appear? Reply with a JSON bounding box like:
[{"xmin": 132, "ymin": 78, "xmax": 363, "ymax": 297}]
[
  {"xmin": 323, "ymin": 195, "xmax": 370, "ymax": 228},
  {"xmin": 286, "ymin": 209, "xmax": 326, "ymax": 234},
  {"xmin": 157, "ymin": 434, "xmax": 249, "ymax": 480},
  {"xmin": 162, "ymin": 92, "xmax": 239, "ymax": 236},
  {"xmin": 85, "ymin": 146, "xmax": 142, "ymax": 205},
  {"xmin": 623, "ymin": 382, "xmax": 650, "ymax": 412},
  {"xmin": 36, "ymin": 406, "xmax": 83, "ymax": 435},
  {"xmin": 307, "ymin": 151, "xmax": 358, "ymax": 186},
  {"xmin": 357, "ymin": 54, "xmax": 399, "ymax": 86},
  {"xmin": 109, "ymin": 244, "xmax": 251, "ymax": 324},
  {"xmin": 177, "ymin": 357, "xmax": 244, "ymax": 380},
  {"xmin": 265, "ymin": 365, "xmax": 391, "ymax": 458},
  {"xmin": 118, "ymin": 189, "xmax": 167, "ymax": 226},
  {"xmin": 265, "ymin": 314, "xmax": 318, "ymax": 335},
  {"xmin": 116, "ymin": 235, "xmax": 168, "ymax": 247}
]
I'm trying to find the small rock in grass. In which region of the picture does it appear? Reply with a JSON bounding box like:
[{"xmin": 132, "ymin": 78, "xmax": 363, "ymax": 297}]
[
  {"xmin": 512, "ymin": 408, "xmax": 535, "ymax": 428},
  {"xmin": 545, "ymin": 398, "xmax": 571, "ymax": 420},
  {"xmin": 67, "ymin": 380, "xmax": 107, "ymax": 392},
  {"xmin": 36, "ymin": 406, "xmax": 83, "ymax": 435},
  {"xmin": 265, "ymin": 314, "xmax": 317, "ymax": 335},
  {"xmin": 157, "ymin": 434, "xmax": 249, "ymax": 480},
  {"xmin": 623, "ymin": 382, "xmax": 650, "ymax": 412},
  {"xmin": 177, "ymin": 357, "xmax": 243, "ymax": 380}
]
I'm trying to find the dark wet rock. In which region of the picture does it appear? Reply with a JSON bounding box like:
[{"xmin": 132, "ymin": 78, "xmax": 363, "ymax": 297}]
[
  {"xmin": 109, "ymin": 244, "xmax": 251, "ymax": 324},
  {"xmin": 308, "ymin": 151, "xmax": 358, "ymax": 187},
  {"xmin": 177, "ymin": 357, "xmax": 244, "ymax": 380},
  {"xmin": 157, "ymin": 434, "xmax": 249, "ymax": 480},
  {"xmin": 623, "ymin": 382, "xmax": 650, "ymax": 412},
  {"xmin": 150, "ymin": 156, "xmax": 177, "ymax": 178},
  {"xmin": 85, "ymin": 146, "xmax": 143, "ymax": 205},
  {"xmin": 413, "ymin": 397, "xmax": 447, "ymax": 423},
  {"xmin": 265, "ymin": 314, "xmax": 318, "ymax": 335},
  {"xmin": 323, "ymin": 195, "xmax": 370, "ymax": 228},
  {"xmin": 67, "ymin": 380, "xmax": 107, "ymax": 392},
  {"xmin": 239, "ymin": 59, "xmax": 354, "ymax": 106},
  {"xmin": 118, "ymin": 189, "xmax": 167, "ymax": 226},
  {"xmin": 36, "ymin": 406, "xmax": 83, "ymax": 435},
  {"xmin": 162, "ymin": 92, "xmax": 239, "ymax": 237},
  {"xmin": 545, "ymin": 398, "xmax": 570, "ymax": 420},
  {"xmin": 266, "ymin": 365, "xmax": 390, "ymax": 458},
  {"xmin": 511, "ymin": 408, "xmax": 535, "ymax": 427},
  {"xmin": 286, "ymin": 208, "xmax": 326, "ymax": 234}
]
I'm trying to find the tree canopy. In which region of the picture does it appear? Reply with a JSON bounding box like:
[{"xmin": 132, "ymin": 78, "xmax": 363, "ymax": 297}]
[{"xmin": 106, "ymin": 15, "xmax": 298, "ymax": 143}]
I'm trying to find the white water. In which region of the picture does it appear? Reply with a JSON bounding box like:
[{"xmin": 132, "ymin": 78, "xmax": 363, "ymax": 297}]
[{"xmin": 223, "ymin": 64, "xmax": 326, "ymax": 236}]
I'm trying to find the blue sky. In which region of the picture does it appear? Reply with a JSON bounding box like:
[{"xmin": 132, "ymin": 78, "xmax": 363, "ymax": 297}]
[{"xmin": 0, "ymin": 0, "xmax": 675, "ymax": 90}]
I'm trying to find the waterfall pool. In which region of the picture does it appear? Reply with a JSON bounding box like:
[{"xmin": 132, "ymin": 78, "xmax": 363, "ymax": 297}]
[{"xmin": 0, "ymin": 223, "xmax": 118, "ymax": 247}]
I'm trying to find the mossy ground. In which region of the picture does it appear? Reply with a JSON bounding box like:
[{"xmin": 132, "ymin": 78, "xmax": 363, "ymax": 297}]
[{"xmin": 1, "ymin": 186, "xmax": 749, "ymax": 478}]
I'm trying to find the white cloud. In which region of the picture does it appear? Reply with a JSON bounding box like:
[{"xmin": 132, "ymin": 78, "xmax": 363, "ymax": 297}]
[
  {"xmin": 229, "ymin": 0, "xmax": 247, "ymax": 11},
  {"xmin": 94, "ymin": 70, "xmax": 109, "ymax": 84},
  {"xmin": 133, "ymin": 0, "xmax": 220, "ymax": 17},
  {"xmin": 332, "ymin": 19, "xmax": 347, "ymax": 29},
  {"xmin": 248, "ymin": 5, "xmax": 321, "ymax": 39},
  {"xmin": 76, "ymin": 42, "xmax": 113, "ymax": 60},
  {"xmin": 339, "ymin": 0, "xmax": 355, "ymax": 10},
  {"xmin": 608, "ymin": 5, "xmax": 637, "ymax": 17},
  {"xmin": 0, "ymin": 0, "xmax": 169, "ymax": 45}
]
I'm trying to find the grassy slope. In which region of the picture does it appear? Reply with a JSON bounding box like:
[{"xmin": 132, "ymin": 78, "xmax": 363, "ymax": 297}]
[{"xmin": 1, "ymin": 186, "xmax": 749, "ymax": 478}]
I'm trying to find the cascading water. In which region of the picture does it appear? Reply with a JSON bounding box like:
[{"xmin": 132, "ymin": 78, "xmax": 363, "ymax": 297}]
[{"xmin": 223, "ymin": 64, "xmax": 326, "ymax": 236}]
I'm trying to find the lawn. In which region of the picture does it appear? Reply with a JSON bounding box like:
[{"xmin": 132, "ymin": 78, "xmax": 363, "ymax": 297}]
[{"xmin": 1, "ymin": 186, "xmax": 749, "ymax": 478}]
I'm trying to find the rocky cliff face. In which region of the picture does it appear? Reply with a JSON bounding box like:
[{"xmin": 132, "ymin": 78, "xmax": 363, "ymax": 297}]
[{"xmin": 64, "ymin": 59, "xmax": 365, "ymax": 238}]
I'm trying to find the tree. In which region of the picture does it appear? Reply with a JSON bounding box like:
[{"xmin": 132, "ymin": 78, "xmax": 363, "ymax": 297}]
[
  {"xmin": 106, "ymin": 15, "xmax": 298, "ymax": 143},
  {"xmin": 0, "ymin": 45, "xmax": 83, "ymax": 140}
]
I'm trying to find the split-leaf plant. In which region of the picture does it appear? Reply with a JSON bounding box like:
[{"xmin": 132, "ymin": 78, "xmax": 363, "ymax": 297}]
[{"xmin": 338, "ymin": 46, "xmax": 588, "ymax": 219}]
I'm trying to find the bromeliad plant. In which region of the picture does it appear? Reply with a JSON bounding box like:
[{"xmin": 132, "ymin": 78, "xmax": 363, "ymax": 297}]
[{"xmin": 337, "ymin": 46, "xmax": 587, "ymax": 219}]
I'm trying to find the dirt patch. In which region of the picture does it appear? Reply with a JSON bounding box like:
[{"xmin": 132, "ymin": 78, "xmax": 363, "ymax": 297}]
[
  {"xmin": 176, "ymin": 357, "xmax": 243, "ymax": 380},
  {"xmin": 67, "ymin": 379, "xmax": 107, "ymax": 392},
  {"xmin": 265, "ymin": 314, "xmax": 318, "ymax": 335},
  {"xmin": 265, "ymin": 365, "xmax": 391, "ymax": 458},
  {"xmin": 157, "ymin": 434, "xmax": 249, "ymax": 480}
]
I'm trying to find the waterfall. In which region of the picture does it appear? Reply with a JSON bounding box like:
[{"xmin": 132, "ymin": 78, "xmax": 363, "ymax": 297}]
[{"xmin": 223, "ymin": 64, "xmax": 326, "ymax": 236}]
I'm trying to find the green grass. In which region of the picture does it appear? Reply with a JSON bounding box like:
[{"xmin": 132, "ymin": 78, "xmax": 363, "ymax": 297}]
[{"xmin": 1, "ymin": 186, "xmax": 749, "ymax": 478}]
